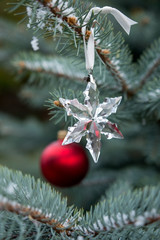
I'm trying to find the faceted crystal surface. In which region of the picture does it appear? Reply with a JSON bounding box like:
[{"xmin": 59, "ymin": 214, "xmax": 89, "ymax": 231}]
[{"xmin": 59, "ymin": 75, "xmax": 123, "ymax": 162}]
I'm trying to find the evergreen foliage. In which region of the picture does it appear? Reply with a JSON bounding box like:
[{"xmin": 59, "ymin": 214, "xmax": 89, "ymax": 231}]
[
  {"xmin": 1, "ymin": 166, "xmax": 160, "ymax": 239},
  {"xmin": 1, "ymin": 0, "xmax": 160, "ymax": 239}
]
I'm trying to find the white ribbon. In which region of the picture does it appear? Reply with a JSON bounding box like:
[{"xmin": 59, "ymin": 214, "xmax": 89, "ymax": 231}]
[
  {"xmin": 82, "ymin": 6, "xmax": 137, "ymax": 72},
  {"xmin": 83, "ymin": 27, "xmax": 95, "ymax": 72},
  {"xmin": 83, "ymin": 6, "xmax": 137, "ymax": 35}
]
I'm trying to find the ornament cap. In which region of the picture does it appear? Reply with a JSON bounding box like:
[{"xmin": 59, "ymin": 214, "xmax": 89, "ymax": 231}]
[{"xmin": 57, "ymin": 130, "xmax": 67, "ymax": 140}]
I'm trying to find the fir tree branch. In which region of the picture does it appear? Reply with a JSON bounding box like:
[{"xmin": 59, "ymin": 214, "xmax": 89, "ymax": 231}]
[
  {"xmin": 139, "ymin": 57, "xmax": 160, "ymax": 89},
  {"xmin": 86, "ymin": 212, "xmax": 160, "ymax": 237},
  {"xmin": 1, "ymin": 167, "xmax": 160, "ymax": 238},
  {"xmin": 135, "ymin": 38, "xmax": 160, "ymax": 93},
  {"xmin": 96, "ymin": 48, "xmax": 134, "ymax": 96},
  {"xmin": 0, "ymin": 167, "xmax": 77, "ymax": 239},
  {"xmin": 0, "ymin": 196, "xmax": 72, "ymax": 235},
  {"xmin": 37, "ymin": 0, "xmax": 83, "ymax": 37},
  {"xmin": 15, "ymin": 60, "xmax": 84, "ymax": 82},
  {"xmin": 36, "ymin": 0, "xmax": 132, "ymax": 95},
  {"xmin": 1, "ymin": 195, "xmax": 160, "ymax": 238},
  {"xmin": 13, "ymin": 52, "xmax": 85, "ymax": 83}
]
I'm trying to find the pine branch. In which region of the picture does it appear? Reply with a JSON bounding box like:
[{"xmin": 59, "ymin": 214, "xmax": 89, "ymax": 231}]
[
  {"xmin": 5, "ymin": 0, "xmax": 139, "ymax": 97},
  {"xmin": 47, "ymin": 89, "xmax": 83, "ymax": 125},
  {"xmin": 13, "ymin": 52, "xmax": 85, "ymax": 83},
  {"xmin": 1, "ymin": 167, "xmax": 160, "ymax": 239},
  {"xmin": 79, "ymin": 182, "xmax": 160, "ymax": 238},
  {"xmin": 83, "ymin": 211, "xmax": 160, "ymax": 237},
  {"xmin": 136, "ymin": 38, "xmax": 160, "ymax": 92},
  {"xmin": 139, "ymin": 57, "xmax": 160, "ymax": 88},
  {"xmin": 96, "ymin": 48, "xmax": 134, "ymax": 96},
  {"xmin": 31, "ymin": 0, "xmax": 133, "ymax": 95},
  {"xmin": 37, "ymin": 0, "xmax": 83, "ymax": 37},
  {"xmin": 131, "ymin": 77, "xmax": 160, "ymax": 121},
  {"xmin": 0, "ymin": 166, "xmax": 77, "ymax": 239},
  {"xmin": 0, "ymin": 197, "xmax": 71, "ymax": 235},
  {"xmin": 2, "ymin": 192, "xmax": 160, "ymax": 239}
]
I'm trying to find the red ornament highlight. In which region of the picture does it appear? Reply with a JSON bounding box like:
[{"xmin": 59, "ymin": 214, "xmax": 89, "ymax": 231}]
[{"xmin": 40, "ymin": 140, "xmax": 89, "ymax": 187}]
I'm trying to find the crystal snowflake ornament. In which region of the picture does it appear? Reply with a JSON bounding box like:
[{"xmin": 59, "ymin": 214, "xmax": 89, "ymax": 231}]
[{"xmin": 59, "ymin": 75, "xmax": 123, "ymax": 162}]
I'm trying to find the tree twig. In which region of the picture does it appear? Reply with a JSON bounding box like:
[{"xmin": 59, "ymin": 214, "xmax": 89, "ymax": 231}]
[
  {"xmin": 139, "ymin": 58, "xmax": 160, "ymax": 89},
  {"xmin": 1, "ymin": 197, "xmax": 160, "ymax": 238},
  {"xmin": 36, "ymin": 0, "xmax": 133, "ymax": 96},
  {"xmin": 16, "ymin": 60, "xmax": 84, "ymax": 82},
  {"xmin": 0, "ymin": 199, "xmax": 72, "ymax": 235},
  {"xmin": 96, "ymin": 48, "xmax": 135, "ymax": 96}
]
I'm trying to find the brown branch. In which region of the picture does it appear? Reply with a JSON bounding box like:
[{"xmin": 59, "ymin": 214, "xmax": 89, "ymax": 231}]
[
  {"xmin": 36, "ymin": 0, "xmax": 132, "ymax": 96},
  {"xmin": 0, "ymin": 199, "xmax": 72, "ymax": 235},
  {"xmin": 96, "ymin": 48, "xmax": 135, "ymax": 97},
  {"xmin": 38, "ymin": 0, "xmax": 83, "ymax": 36},
  {"xmin": 139, "ymin": 58, "xmax": 160, "ymax": 89},
  {"xmin": 17, "ymin": 61, "xmax": 84, "ymax": 82},
  {"xmin": 1, "ymin": 198, "xmax": 160, "ymax": 238},
  {"xmin": 86, "ymin": 214, "xmax": 160, "ymax": 237}
]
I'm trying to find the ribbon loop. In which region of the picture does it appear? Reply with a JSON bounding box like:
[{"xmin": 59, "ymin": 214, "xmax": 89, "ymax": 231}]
[
  {"xmin": 82, "ymin": 6, "xmax": 137, "ymax": 73},
  {"xmin": 83, "ymin": 6, "xmax": 137, "ymax": 35},
  {"xmin": 83, "ymin": 27, "xmax": 95, "ymax": 72}
]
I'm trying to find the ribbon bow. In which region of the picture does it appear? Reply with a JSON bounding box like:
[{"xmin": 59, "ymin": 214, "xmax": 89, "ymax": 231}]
[{"xmin": 82, "ymin": 6, "xmax": 137, "ymax": 72}]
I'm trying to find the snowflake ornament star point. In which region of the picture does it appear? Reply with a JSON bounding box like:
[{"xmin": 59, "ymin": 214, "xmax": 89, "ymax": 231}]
[{"xmin": 59, "ymin": 75, "xmax": 123, "ymax": 162}]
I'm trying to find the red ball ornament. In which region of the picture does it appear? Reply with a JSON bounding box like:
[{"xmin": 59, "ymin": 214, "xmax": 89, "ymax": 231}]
[{"xmin": 40, "ymin": 132, "xmax": 89, "ymax": 187}]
